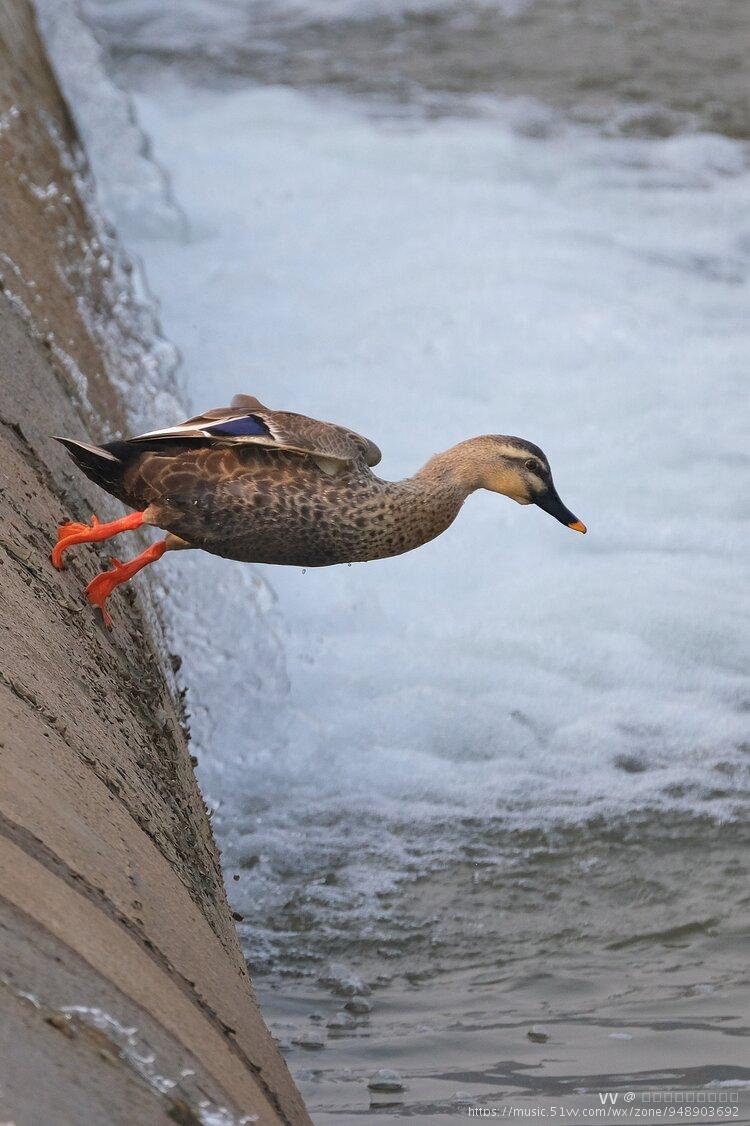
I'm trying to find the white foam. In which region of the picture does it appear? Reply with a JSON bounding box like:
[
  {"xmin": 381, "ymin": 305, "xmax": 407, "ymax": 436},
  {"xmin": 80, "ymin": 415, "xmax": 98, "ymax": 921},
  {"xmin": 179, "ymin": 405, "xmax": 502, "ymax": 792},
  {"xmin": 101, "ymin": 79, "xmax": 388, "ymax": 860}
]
[{"xmin": 116, "ymin": 80, "xmax": 749, "ymax": 831}]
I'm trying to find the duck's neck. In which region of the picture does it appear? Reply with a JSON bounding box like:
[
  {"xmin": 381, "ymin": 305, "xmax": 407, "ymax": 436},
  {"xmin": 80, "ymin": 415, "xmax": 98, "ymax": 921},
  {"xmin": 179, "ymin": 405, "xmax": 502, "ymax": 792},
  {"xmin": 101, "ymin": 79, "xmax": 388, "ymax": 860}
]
[
  {"xmin": 414, "ymin": 437, "xmax": 502, "ymax": 496},
  {"xmin": 370, "ymin": 439, "xmax": 490, "ymax": 559}
]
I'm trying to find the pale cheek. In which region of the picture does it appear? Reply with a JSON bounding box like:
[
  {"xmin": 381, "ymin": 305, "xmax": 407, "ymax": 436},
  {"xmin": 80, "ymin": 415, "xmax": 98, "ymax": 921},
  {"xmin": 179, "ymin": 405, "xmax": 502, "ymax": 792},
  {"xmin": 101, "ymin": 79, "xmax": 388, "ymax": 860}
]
[
  {"xmin": 500, "ymin": 481, "xmax": 529, "ymax": 504},
  {"xmin": 501, "ymin": 480, "xmax": 532, "ymax": 503}
]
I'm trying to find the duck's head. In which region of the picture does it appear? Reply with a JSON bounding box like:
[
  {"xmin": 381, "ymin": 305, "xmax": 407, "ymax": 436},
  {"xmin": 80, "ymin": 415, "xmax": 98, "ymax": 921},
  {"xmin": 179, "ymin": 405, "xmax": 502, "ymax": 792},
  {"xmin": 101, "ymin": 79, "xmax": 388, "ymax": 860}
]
[{"xmin": 471, "ymin": 435, "xmax": 586, "ymax": 534}]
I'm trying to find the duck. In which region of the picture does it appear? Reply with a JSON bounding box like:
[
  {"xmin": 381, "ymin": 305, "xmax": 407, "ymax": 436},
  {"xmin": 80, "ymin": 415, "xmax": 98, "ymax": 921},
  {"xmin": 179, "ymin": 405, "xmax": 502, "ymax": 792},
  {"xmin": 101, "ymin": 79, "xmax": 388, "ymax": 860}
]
[{"xmin": 51, "ymin": 394, "xmax": 586, "ymax": 627}]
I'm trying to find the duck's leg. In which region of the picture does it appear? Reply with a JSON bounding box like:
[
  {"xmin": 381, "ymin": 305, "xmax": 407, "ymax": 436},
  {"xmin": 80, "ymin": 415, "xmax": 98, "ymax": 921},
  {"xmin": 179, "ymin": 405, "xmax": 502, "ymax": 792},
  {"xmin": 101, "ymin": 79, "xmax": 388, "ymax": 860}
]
[
  {"xmin": 85, "ymin": 533, "xmax": 190, "ymax": 628},
  {"xmin": 52, "ymin": 510, "xmax": 145, "ymax": 570}
]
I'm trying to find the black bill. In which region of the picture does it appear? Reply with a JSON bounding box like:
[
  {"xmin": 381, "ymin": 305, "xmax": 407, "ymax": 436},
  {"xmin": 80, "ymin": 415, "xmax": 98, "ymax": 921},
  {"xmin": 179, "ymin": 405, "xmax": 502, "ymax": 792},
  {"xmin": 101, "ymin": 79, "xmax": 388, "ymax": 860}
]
[{"xmin": 535, "ymin": 485, "xmax": 586, "ymax": 533}]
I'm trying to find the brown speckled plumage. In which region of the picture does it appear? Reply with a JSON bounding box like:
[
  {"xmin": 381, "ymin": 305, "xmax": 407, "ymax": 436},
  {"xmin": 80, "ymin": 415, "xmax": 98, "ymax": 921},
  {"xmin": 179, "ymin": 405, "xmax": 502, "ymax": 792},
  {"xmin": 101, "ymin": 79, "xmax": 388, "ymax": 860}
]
[
  {"xmin": 52, "ymin": 395, "xmax": 585, "ymax": 624},
  {"xmin": 126, "ymin": 443, "xmax": 465, "ymax": 566}
]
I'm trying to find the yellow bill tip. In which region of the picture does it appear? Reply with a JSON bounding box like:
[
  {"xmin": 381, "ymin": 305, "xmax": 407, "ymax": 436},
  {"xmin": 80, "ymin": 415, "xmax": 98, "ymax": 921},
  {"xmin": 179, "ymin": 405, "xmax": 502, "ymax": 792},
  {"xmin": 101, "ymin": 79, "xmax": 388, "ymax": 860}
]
[{"xmin": 568, "ymin": 520, "xmax": 587, "ymax": 534}]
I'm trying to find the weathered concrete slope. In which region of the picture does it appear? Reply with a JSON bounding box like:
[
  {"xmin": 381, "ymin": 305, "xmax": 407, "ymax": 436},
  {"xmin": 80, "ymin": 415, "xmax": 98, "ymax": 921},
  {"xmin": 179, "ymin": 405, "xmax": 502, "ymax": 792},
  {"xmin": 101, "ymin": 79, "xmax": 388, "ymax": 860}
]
[{"xmin": 0, "ymin": 5, "xmax": 310, "ymax": 1124}]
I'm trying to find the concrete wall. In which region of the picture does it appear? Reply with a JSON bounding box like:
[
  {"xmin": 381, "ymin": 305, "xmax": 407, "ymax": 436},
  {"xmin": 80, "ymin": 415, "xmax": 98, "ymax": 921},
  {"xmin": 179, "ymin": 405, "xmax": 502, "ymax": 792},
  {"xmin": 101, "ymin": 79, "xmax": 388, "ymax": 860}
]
[{"xmin": 0, "ymin": 4, "xmax": 309, "ymax": 1122}]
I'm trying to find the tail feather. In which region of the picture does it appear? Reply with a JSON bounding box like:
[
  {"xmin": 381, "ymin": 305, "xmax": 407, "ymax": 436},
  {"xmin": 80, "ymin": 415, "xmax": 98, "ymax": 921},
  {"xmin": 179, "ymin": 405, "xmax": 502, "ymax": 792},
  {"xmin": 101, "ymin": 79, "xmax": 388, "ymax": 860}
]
[{"xmin": 54, "ymin": 436, "xmax": 126, "ymax": 495}]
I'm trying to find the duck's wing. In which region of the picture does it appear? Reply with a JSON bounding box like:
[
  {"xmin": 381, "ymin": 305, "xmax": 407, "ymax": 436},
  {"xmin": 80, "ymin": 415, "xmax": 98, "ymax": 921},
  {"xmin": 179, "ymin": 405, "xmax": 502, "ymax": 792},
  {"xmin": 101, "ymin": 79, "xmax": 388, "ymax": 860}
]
[{"xmin": 131, "ymin": 395, "xmax": 382, "ymax": 468}]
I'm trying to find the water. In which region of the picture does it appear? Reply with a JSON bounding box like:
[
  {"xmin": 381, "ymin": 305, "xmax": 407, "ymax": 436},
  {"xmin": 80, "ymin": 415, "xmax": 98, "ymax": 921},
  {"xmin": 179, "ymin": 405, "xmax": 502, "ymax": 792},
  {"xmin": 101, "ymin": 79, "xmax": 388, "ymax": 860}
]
[{"xmin": 44, "ymin": 2, "xmax": 750, "ymax": 1120}]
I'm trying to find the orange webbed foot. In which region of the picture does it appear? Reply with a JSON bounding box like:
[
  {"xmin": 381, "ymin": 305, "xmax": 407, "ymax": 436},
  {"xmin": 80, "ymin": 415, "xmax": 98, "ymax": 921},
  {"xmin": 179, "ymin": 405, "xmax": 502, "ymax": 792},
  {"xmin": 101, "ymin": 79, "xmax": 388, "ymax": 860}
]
[
  {"xmin": 51, "ymin": 511, "xmax": 144, "ymax": 570},
  {"xmin": 85, "ymin": 540, "xmax": 168, "ymax": 628},
  {"xmin": 85, "ymin": 557, "xmax": 128, "ymax": 629}
]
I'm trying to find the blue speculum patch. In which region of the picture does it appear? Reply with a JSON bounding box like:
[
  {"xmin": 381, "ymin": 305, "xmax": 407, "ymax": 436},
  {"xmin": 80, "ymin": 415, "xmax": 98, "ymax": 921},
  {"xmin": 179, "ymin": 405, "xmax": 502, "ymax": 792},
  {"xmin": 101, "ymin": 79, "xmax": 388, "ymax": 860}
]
[{"xmin": 207, "ymin": 415, "xmax": 269, "ymax": 437}]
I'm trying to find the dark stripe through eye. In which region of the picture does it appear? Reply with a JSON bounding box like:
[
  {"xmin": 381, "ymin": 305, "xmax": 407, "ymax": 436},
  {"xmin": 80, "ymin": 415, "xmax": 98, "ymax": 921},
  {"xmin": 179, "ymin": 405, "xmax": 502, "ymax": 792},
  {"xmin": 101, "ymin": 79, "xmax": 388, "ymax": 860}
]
[{"xmin": 207, "ymin": 415, "xmax": 270, "ymax": 438}]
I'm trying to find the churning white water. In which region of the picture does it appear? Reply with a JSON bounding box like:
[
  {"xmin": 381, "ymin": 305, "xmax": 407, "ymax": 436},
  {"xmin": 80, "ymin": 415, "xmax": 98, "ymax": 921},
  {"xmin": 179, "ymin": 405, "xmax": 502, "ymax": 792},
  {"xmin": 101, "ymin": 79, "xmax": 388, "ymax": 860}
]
[{"xmin": 124, "ymin": 80, "xmax": 748, "ymax": 828}]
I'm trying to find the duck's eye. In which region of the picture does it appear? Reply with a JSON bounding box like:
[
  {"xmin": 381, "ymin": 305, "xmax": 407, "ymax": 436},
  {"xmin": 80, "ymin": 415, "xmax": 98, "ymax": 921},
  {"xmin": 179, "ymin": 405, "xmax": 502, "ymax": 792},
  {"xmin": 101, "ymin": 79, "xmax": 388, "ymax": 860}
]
[{"xmin": 525, "ymin": 458, "xmax": 540, "ymax": 473}]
